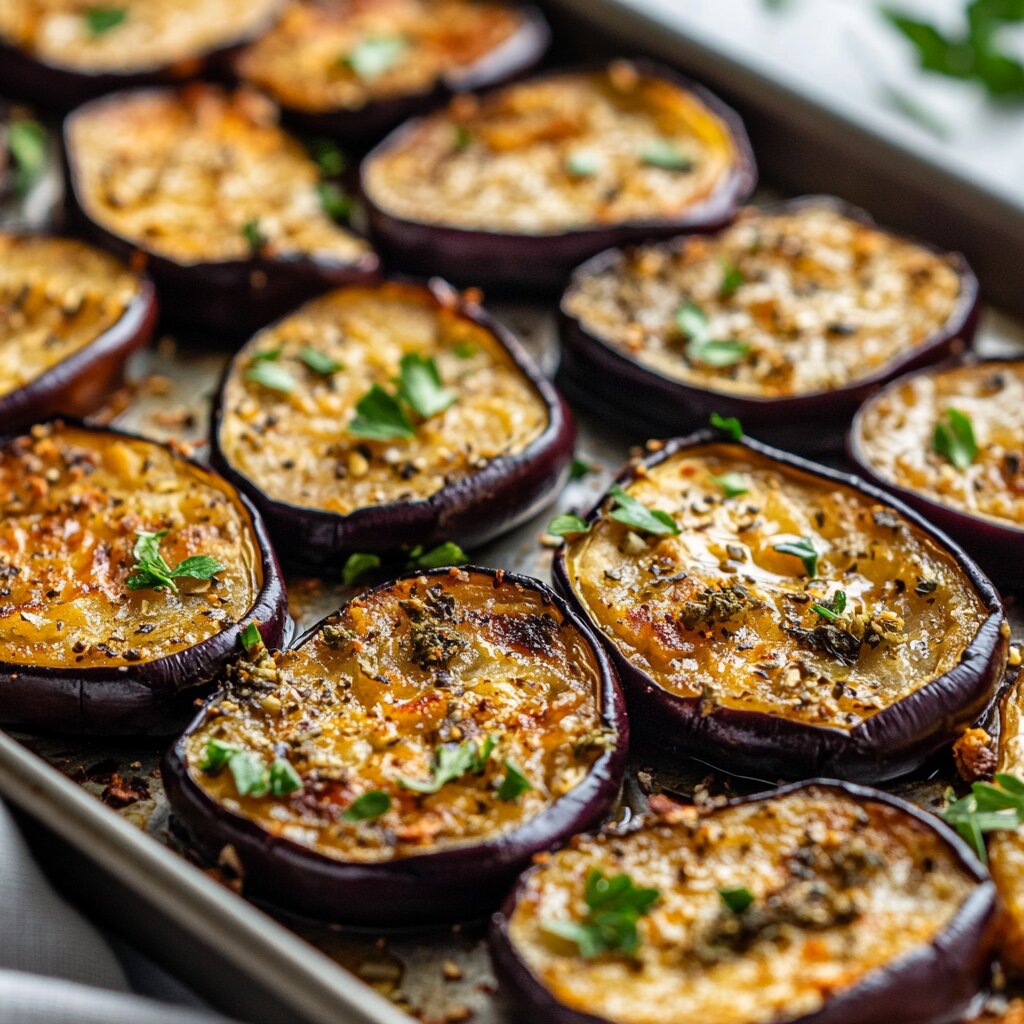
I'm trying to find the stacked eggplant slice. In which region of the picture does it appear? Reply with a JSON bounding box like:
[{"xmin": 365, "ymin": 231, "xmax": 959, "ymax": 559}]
[{"xmin": 2, "ymin": 6, "xmax": 1023, "ymax": 1022}]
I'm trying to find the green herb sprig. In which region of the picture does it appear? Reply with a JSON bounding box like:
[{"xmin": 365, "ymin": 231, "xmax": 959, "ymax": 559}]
[
  {"xmin": 608, "ymin": 484, "xmax": 680, "ymax": 536},
  {"xmin": 7, "ymin": 119, "xmax": 47, "ymax": 196},
  {"xmin": 343, "ymin": 552, "xmax": 381, "ymax": 586},
  {"xmin": 399, "ymin": 735, "xmax": 497, "ymax": 794},
  {"xmin": 84, "ymin": 5, "xmax": 126, "ymax": 35},
  {"xmin": 942, "ymin": 773, "xmax": 1024, "ymax": 862},
  {"xmin": 933, "ymin": 407, "xmax": 978, "ymax": 470},
  {"xmin": 125, "ymin": 530, "xmax": 225, "ymax": 593},
  {"xmin": 710, "ymin": 412, "xmax": 743, "ymax": 440},
  {"xmin": 772, "ymin": 536, "xmax": 819, "ymax": 578},
  {"xmin": 641, "ymin": 140, "xmax": 693, "ymax": 171},
  {"xmin": 349, "ymin": 353, "xmax": 455, "ymax": 440},
  {"xmin": 199, "ymin": 739, "xmax": 302, "ymax": 798},
  {"xmin": 811, "ymin": 590, "xmax": 847, "ymax": 622},
  {"xmin": 407, "ymin": 541, "xmax": 468, "ymax": 570},
  {"xmin": 710, "ymin": 471, "xmax": 748, "ymax": 498},
  {"xmin": 548, "ymin": 513, "xmax": 590, "ymax": 538},
  {"xmin": 343, "ymin": 790, "xmax": 391, "ymax": 821},
  {"xmin": 497, "ymin": 760, "xmax": 533, "ymax": 802},
  {"xmin": 719, "ymin": 887, "xmax": 755, "ymax": 913},
  {"xmin": 676, "ymin": 303, "xmax": 750, "ymax": 368}
]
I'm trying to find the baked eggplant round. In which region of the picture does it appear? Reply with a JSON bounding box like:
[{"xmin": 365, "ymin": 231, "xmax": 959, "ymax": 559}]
[
  {"xmin": 0, "ymin": 0, "xmax": 282, "ymax": 109},
  {"xmin": 63, "ymin": 85, "xmax": 379, "ymax": 338},
  {"xmin": 0, "ymin": 420, "xmax": 288, "ymax": 734},
  {"xmin": 552, "ymin": 431, "xmax": 1007, "ymax": 782},
  {"xmin": 163, "ymin": 566, "xmax": 628, "ymax": 925},
  {"xmin": 490, "ymin": 781, "xmax": 996, "ymax": 1024},
  {"xmin": 0, "ymin": 232, "xmax": 157, "ymax": 431},
  {"xmin": 361, "ymin": 60, "xmax": 756, "ymax": 290},
  {"xmin": 558, "ymin": 197, "xmax": 979, "ymax": 451},
  {"xmin": 233, "ymin": 0, "xmax": 549, "ymax": 141},
  {"xmin": 211, "ymin": 278, "xmax": 574, "ymax": 569},
  {"xmin": 850, "ymin": 358, "xmax": 1024, "ymax": 587}
]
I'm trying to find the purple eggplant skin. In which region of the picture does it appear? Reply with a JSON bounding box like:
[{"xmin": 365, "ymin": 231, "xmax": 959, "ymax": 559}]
[
  {"xmin": 360, "ymin": 62, "xmax": 757, "ymax": 293},
  {"xmin": 62, "ymin": 91, "xmax": 381, "ymax": 341},
  {"xmin": 209, "ymin": 278, "xmax": 576, "ymax": 572},
  {"xmin": 162, "ymin": 565, "xmax": 629, "ymax": 927},
  {"xmin": 0, "ymin": 254, "xmax": 158, "ymax": 433},
  {"xmin": 489, "ymin": 779, "xmax": 998, "ymax": 1024},
  {"xmin": 552, "ymin": 430, "xmax": 1008, "ymax": 784},
  {"xmin": 253, "ymin": 5, "xmax": 550, "ymax": 144},
  {"xmin": 849, "ymin": 357, "xmax": 1024, "ymax": 590},
  {"xmin": 0, "ymin": 420, "xmax": 290, "ymax": 736},
  {"xmin": 557, "ymin": 197, "xmax": 981, "ymax": 454}
]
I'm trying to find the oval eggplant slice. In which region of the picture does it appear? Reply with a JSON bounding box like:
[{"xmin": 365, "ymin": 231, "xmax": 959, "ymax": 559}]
[
  {"xmin": 850, "ymin": 358, "xmax": 1024, "ymax": 587},
  {"xmin": 361, "ymin": 60, "xmax": 756, "ymax": 290},
  {"xmin": 559, "ymin": 197, "xmax": 978, "ymax": 451},
  {"xmin": 490, "ymin": 781, "xmax": 996, "ymax": 1024},
  {"xmin": 0, "ymin": 232, "xmax": 157, "ymax": 431},
  {"xmin": 553, "ymin": 431, "xmax": 1007, "ymax": 782},
  {"xmin": 0, "ymin": 421, "xmax": 288, "ymax": 733},
  {"xmin": 64, "ymin": 85, "xmax": 379, "ymax": 338},
  {"xmin": 163, "ymin": 566, "xmax": 627, "ymax": 925},
  {"xmin": 0, "ymin": 0, "xmax": 282, "ymax": 109},
  {"xmin": 211, "ymin": 279, "xmax": 573, "ymax": 569},
  {"xmin": 233, "ymin": 0, "xmax": 549, "ymax": 141}
]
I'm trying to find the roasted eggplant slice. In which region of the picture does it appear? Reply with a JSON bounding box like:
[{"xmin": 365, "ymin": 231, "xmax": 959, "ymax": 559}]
[
  {"xmin": 211, "ymin": 279, "xmax": 573, "ymax": 569},
  {"xmin": 0, "ymin": 232, "xmax": 157, "ymax": 431},
  {"xmin": 163, "ymin": 567, "xmax": 627, "ymax": 925},
  {"xmin": 850, "ymin": 358, "xmax": 1024, "ymax": 586},
  {"xmin": 0, "ymin": 0, "xmax": 282, "ymax": 109},
  {"xmin": 361, "ymin": 61, "xmax": 756, "ymax": 290},
  {"xmin": 0, "ymin": 421, "xmax": 288, "ymax": 733},
  {"xmin": 491, "ymin": 781, "xmax": 996, "ymax": 1024},
  {"xmin": 233, "ymin": 0, "xmax": 549, "ymax": 141},
  {"xmin": 553, "ymin": 432, "xmax": 1007, "ymax": 782},
  {"xmin": 559, "ymin": 198, "xmax": 978, "ymax": 451},
  {"xmin": 64, "ymin": 85, "xmax": 379, "ymax": 337}
]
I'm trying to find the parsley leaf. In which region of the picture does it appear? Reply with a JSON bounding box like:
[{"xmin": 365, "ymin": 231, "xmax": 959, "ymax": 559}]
[
  {"xmin": 719, "ymin": 887, "xmax": 754, "ymax": 913},
  {"xmin": 641, "ymin": 140, "xmax": 694, "ymax": 170},
  {"xmin": 199, "ymin": 738, "xmax": 241, "ymax": 773},
  {"xmin": 399, "ymin": 735, "xmax": 497, "ymax": 794},
  {"xmin": 317, "ymin": 181, "xmax": 353, "ymax": 223},
  {"xmin": 349, "ymin": 384, "xmax": 415, "ymax": 440},
  {"xmin": 542, "ymin": 869, "xmax": 660, "ymax": 959},
  {"xmin": 309, "ymin": 138, "xmax": 346, "ymax": 177},
  {"xmin": 342, "ymin": 552, "xmax": 381, "ymax": 586},
  {"xmin": 811, "ymin": 590, "xmax": 847, "ymax": 622},
  {"xmin": 933, "ymin": 407, "xmax": 978, "ymax": 469},
  {"xmin": 239, "ymin": 621, "xmax": 263, "ymax": 654},
  {"xmin": 548, "ymin": 513, "xmax": 590, "ymax": 537},
  {"xmin": 348, "ymin": 354, "xmax": 455, "ymax": 439},
  {"xmin": 608, "ymin": 484, "xmax": 680, "ymax": 536},
  {"xmin": 675, "ymin": 302, "xmax": 750, "ymax": 368},
  {"xmin": 710, "ymin": 472, "xmax": 748, "ymax": 498},
  {"xmin": 942, "ymin": 773, "xmax": 1024, "ymax": 863},
  {"xmin": 125, "ymin": 530, "xmax": 225, "ymax": 593},
  {"xmin": 453, "ymin": 124, "xmax": 473, "ymax": 150},
  {"xmin": 566, "ymin": 150, "xmax": 601, "ymax": 177},
  {"xmin": 300, "ymin": 346, "xmax": 343, "ymax": 375},
  {"xmin": 407, "ymin": 541, "xmax": 468, "ymax": 570},
  {"xmin": 343, "ymin": 35, "xmax": 408, "ymax": 79},
  {"xmin": 772, "ymin": 536, "xmax": 819, "ymax": 578},
  {"xmin": 343, "ymin": 790, "xmax": 391, "ymax": 821},
  {"xmin": 7, "ymin": 119, "xmax": 47, "ymax": 196},
  {"xmin": 710, "ymin": 412, "xmax": 743, "ymax": 440},
  {"xmin": 242, "ymin": 218, "xmax": 267, "ymax": 252},
  {"xmin": 269, "ymin": 758, "xmax": 303, "ymax": 796},
  {"xmin": 453, "ymin": 342, "xmax": 478, "ymax": 358},
  {"xmin": 397, "ymin": 353, "xmax": 457, "ymax": 418},
  {"xmin": 570, "ymin": 456, "xmax": 594, "ymax": 480},
  {"xmin": 498, "ymin": 760, "xmax": 533, "ymax": 801},
  {"xmin": 245, "ymin": 359, "xmax": 297, "ymax": 394},
  {"xmin": 229, "ymin": 751, "xmax": 270, "ymax": 797},
  {"xmin": 719, "ymin": 261, "xmax": 744, "ymax": 298},
  {"xmin": 84, "ymin": 6, "xmax": 126, "ymax": 35}
]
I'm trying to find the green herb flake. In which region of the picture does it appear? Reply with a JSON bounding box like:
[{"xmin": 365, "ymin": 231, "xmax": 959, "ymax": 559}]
[
  {"xmin": 343, "ymin": 35, "xmax": 408, "ymax": 79},
  {"xmin": 348, "ymin": 384, "xmax": 415, "ymax": 440},
  {"xmin": 641, "ymin": 139, "xmax": 694, "ymax": 170},
  {"xmin": 811, "ymin": 590, "xmax": 847, "ymax": 622},
  {"xmin": 199, "ymin": 738, "xmax": 241, "ymax": 774},
  {"xmin": 309, "ymin": 138, "xmax": 346, "ymax": 177},
  {"xmin": 719, "ymin": 261, "xmax": 745, "ymax": 298},
  {"xmin": 239, "ymin": 621, "xmax": 263, "ymax": 653},
  {"xmin": 570, "ymin": 456, "xmax": 594, "ymax": 480},
  {"xmin": 397, "ymin": 353, "xmax": 457, "ymax": 418},
  {"xmin": 710, "ymin": 472, "xmax": 748, "ymax": 498},
  {"xmin": 269, "ymin": 758, "xmax": 303, "ymax": 796},
  {"xmin": 300, "ymin": 346, "xmax": 343, "ymax": 375},
  {"xmin": 242, "ymin": 218, "xmax": 267, "ymax": 252},
  {"xmin": 608, "ymin": 484, "xmax": 680, "ymax": 537},
  {"xmin": 125, "ymin": 529, "xmax": 225, "ymax": 593},
  {"xmin": 453, "ymin": 124, "xmax": 473, "ymax": 151},
  {"xmin": 398, "ymin": 735, "xmax": 497, "ymax": 794},
  {"xmin": 942, "ymin": 773, "xmax": 1024, "ymax": 863},
  {"xmin": 84, "ymin": 5, "xmax": 126, "ymax": 35},
  {"xmin": 7, "ymin": 119, "xmax": 47, "ymax": 196},
  {"xmin": 675, "ymin": 302, "xmax": 750, "ymax": 368},
  {"xmin": 229, "ymin": 751, "xmax": 269, "ymax": 797},
  {"xmin": 497, "ymin": 760, "xmax": 532, "ymax": 801},
  {"xmin": 566, "ymin": 150, "xmax": 601, "ymax": 177},
  {"xmin": 453, "ymin": 342, "xmax": 478, "ymax": 358},
  {"xmin": 719, "ymin": 887, "xmax": 754, "ymax": 914},
  {"xmin": 772, "ymin": 536, "xmax": 819, "ymax": 578},
  {"xmin": 245, "ymin": 359, "xmax": 297, "ymax": 394},
  {"xmin": 542, "ymin": 869, "xmax": 660, "ymax": 959},
  {"xmin": 342, "ymin": 552, "xmax": 381, "ymax": 586},
  {"xmin": 710, "ymin": 412, "xmax": 743, "ymax": 440},
  {"xmin": 317, "ymin": 181, "xmax": 353, "ymax": 223},
  {"xmin": 548, "ymin": 513, "xmax": 590, "ymax": 538},
  {"xmin": 343, "ymin": 790, "xmax": 392, "ymax": 821},
  {"xmin": 407, "ymin": 541, "xmax": 468, "ymax": 570},
  {"xmin": 250, "ymin": 347, "xmax": 283, "ymax": 363},
  {"xmin": 933, "ymin": 407, "xmax": 978, "ymax": 470}
]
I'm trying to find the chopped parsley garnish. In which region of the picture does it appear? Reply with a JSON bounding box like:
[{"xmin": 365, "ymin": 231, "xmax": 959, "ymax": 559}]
[
  {"xmin": 300, "ymin": 346, "xmax": 343, "ymax": 375},
  {"xmin": 229, "ymin": 752, "xmax": 269, "ymax": 796},
  {"xmin": 125, "ymin": 530, "xmax": 225, "ymax": 593},
  {"xmin": 317, "ymin": 181, "xmax": 353, "ymax": 223},
  {"xmin": 933, "ymin": 407, "xmax": 978, "ymax": 470},
  {"xmin": 641, "ymin": 140, "xmax": 694, "ymax": 170},
  {"xmin": 719, "ymin": 887, "xmax": 755, "ymax": 914},
  {"xmin": 342, "ymin": 552, "xmax": 381, "ymax": 586},
  {"xmin": 239, "ymin": 621, "xmax": 263, "ymax": 654},
  {"xmin": 7, "ymin": 119, "xmax": 47, "ymax": 196},
  {"xmin": 200, "ymin": 741, "xmax": 303, "ymax": 798},
  {"xmin": 343, "ymin": 790, "xmax": 392, "ymax": 821},
  {"xmin": 199, "ymin": 738, "xmax": 240, "ymax": 773},
  {"xmin": 566, "ymin": 150, "xmax": 600, "ymax": 177},
  {"xmin": 548, "ymin": 513, "xmax": 590, "ymax": 537},
  {"xmin": 772, "ymin": 536, "xmax": 819, "ymax": 578},
  {"xmin": 542, "ymin": 869, "xmax": 660, "ymax": 959},
  {"xmin": 269, "ymin": 758, "xmax": 303, "ymax": 796},
  {"xmin": 84, "ymin": 6, "xmax": 126, "ymax": 35},
  {"xmin": 608, "ymin": 484, "xmax": 680, "ymax": 536},
  {"xmin": 245, "ymin": 358, "xmax": 297, "ymax": 394},
  {"xmin": 250, "ymin": 347, "xmax": 283, "ymax": 363},
  {"xmin": 397, "ymin": 353, "xmax": 457, "ymax": 418},
  {"xmin": 719, "ymin": 261, "xmax": 745, "ymax": 298},
  {"xmin": 349, "ymin": 385, "xmax": 414, "ymax": 439},
  {"xmin": 349, "ymin": 354, "xmax": 454, "ymax": 439},
  {"xmin": 498, "ymin": 760, "xmax": 533, "ymax": 801},
  {"xmin": 710, "ymin": 412, "xmax": 743, "ymax": 440},
  {"xmin": 309, "ymin": 138, "xmax": 346, "ymax": 177},
  {"xmin": 710, "ymin": 471, "xmax": 748, "ymax": 498},
  {"xmin": 811, "ymin": 590, "xmax": 847, "ymax": 622},
  {"xmin": 943, "ymin": 773, "xmax": 1024, "ymax": 863},
  {"xmin": 343, "ymin": 35, "xmax": 408, "ymax": 79},
  {"xmin": 399, "ymin": 735, "xmax": 497, "ymax": 794},
  {"xmin": 242, "ymin": 218, "xmax": 267, "ymax": 252},
  {"xmin": 570, "ymin": 456, "xmax": 594, "ymax": 480},
  {"xmin": 453, "ymin": 124, "xmax": 473, "ymax": 151},
  {"xmin": 407, "ymin": 541, "xmax": 468, "ymax": 570},
  {"xmin": 453, "ymin": 342, "xmax": 478, "ymax": 358},
  {"xmin": 676, "ymin": 302, "xmax": 750, "ymax": 368}
]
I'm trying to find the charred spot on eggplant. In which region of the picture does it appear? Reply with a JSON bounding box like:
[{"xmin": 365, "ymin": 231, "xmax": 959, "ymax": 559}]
[
  {"xmin": 554, "ymin": 433, "xmax": 1006, "ymax": 782},
  {"xmin": 0, "ymin": 232, "xmax": 156, "ymax": 431},
  {"xmin": 163, "ymin": 567, "xmax": 627, "ymax": 925},
  {"xmin": 0, "ymin": 421, "xmax": 287, "ymax": 733},
  {"xmin": 63, "ymin": 85, "xmax": 378, "ymax": 337},
  {"xmin": 491, "ymin": 782, "xmax": 996, "ymax": 1024},
  {"xmin": 233, "ymin": 0, "xmax": 548, "ymax": 139},
  {"xmin": 361, "ymin": 61, "xmax": 756, "ymax": 289},
  {"xmin": 212, "ymin": 280, "xmax": 573, "ymax": 568}
]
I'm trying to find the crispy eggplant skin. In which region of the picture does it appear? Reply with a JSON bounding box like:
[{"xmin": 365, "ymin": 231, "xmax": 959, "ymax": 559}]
[
  {"xmin": 234, "ymin": 3, "xmax": 550, "ymax": 141},
  {"xmin": 163, "ymin": 566, "xmax": 628, "ymax": 925},
  {"xmin": 360, "ymin": 62, "xmax": 757, "ymax": 292},
  {"xmin": 553, "ymin": 430, "xmax": 1007, "ymax": 783},
  {"xmin": 849, "ymin": 357, "xmax": 1024, "ymax": 587},
  {"xmin": 0, "ymin": 236, "xmax": 157, "ymax": 432},
  {"xmin": 0, "ymin": 420, "xmax": 288, "ymax": 734},
  {"xmin": 210, "ymin": 279, "xmax": 574, "ymax": 570},
  {"xmin": 557, "ymin": 197, "xmax": 979, "ymax": 453},
  {"xmin": 62, "ymin": 88, "xmax": 380, "ymax": 340},
  {"xmin": 490, "ymin": 780, "xmax": 997, "ymax": 1024}
]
